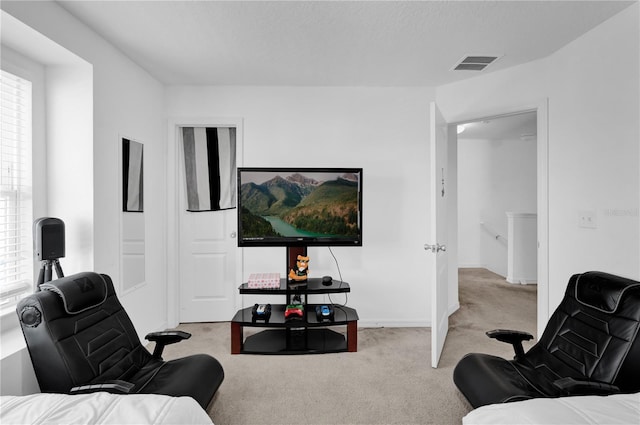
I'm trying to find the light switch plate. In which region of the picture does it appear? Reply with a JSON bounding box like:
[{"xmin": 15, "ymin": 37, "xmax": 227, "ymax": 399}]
[{"xmin": 578, "ymin": 210, "xmax": 597, "ymax": 229}]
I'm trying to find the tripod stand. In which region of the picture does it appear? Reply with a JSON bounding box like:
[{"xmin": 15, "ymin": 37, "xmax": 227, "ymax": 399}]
[{"xmin": 36, "ymin": 258, "xmax": 64, "ymax": 289}]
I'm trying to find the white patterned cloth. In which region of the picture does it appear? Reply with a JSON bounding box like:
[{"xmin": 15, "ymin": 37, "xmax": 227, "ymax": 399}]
[
  {"xmin": 0, "ymin": 392, "xmax": 213, "ymax": 425},
  {"xmin": 463, "ymin": 392, "xmax": 640, "ymax": 425}
]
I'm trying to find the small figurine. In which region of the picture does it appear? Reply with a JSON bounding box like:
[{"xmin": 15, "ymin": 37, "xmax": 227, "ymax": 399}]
[{"xmin": 288, "ymin": 254, "xmax": 310, "ymax": 282}]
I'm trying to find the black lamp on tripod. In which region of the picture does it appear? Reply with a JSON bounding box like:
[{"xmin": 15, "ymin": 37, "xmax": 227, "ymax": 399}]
[{"xmin": 33, "ymin": 217, "xmax": 65, "ymax": 289}]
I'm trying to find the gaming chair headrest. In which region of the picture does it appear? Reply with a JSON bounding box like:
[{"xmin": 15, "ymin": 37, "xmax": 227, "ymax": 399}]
[
  {"xmin": 575, "ymin": 271, "xmax": 640, "ymax": 313},
  {"xmin": 40, "ymin": 272, "xmax": 108, "ymax": 314}
]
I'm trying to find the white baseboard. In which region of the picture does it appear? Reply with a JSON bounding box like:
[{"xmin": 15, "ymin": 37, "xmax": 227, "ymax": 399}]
[
  {"xmin": 357, "ymin": 320, "xmax": 430, "ymax": 328},
  {"xmin": 506, "ymin": 277, "xmax": 537, "ymax": 285},
  {"xmin": 356, "ymin": 303, "xmax": 460, "ymax": 328},
  {"xmin": 485, "ymin": 266, "xmax": 506, "ymax": 279}
]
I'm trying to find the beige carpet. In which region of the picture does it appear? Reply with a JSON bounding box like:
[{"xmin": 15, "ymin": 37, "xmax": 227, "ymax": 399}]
[{"xmin": 160, "ymin": 268, "xmax": 537, "ymax": 425}]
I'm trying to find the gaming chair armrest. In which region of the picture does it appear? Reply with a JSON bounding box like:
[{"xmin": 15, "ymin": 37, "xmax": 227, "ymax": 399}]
[
  {"xmin": 145, "ymin": 330, "xmax": 192, "ymax": 359},
  {"xmin": 553, "ymin": 377, "xmax": 621, "ymax": 396},
  {"xmin": 486, "ymin": 329, "xmax": 534, "ymax": 361},
  {"xmin": 70, "ymin": 380, "xmax": 135, "ymax": 394}
]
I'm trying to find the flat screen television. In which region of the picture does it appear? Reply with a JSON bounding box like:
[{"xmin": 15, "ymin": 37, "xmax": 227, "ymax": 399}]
[{"xmin": 237, "ymin": 167, "xmax": 362, "ymax": 247}]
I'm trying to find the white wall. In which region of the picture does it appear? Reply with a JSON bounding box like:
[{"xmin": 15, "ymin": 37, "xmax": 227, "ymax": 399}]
[
  {"xmin": 167, "ymin": 86, "xmax": 435, "ymax": 326},
  {"xmin": 457, "ymin": 136, "xmax": 537, "ymax": 276},
  {"xmin": 1, "ymin": 2, "xmax": 167, "ymax": 395},
  {"xmin": 438, "ymin": 3, "xmax": 640, "ymax": 314},
  {"xmin": 45, "ymin": 63, "xmax": 94, "ymax": 274}
]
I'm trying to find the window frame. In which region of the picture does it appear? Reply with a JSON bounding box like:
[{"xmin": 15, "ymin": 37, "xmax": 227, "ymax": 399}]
[
  {"xmin": 0, "ymin": 48, "xmax": 46, "ymax": 318},
  {"xmin": 0, "ymin": 69, "xmax": 34, "ymax": 310}
]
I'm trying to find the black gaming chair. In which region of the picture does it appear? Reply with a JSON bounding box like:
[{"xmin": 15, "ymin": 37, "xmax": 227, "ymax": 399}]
[
  {"xmin": 453, "ymin": 271, "xmax": 640, "ymax": 408},
  {"xmin": 17, "ymin": 272, "xmax": 224, "ymax": 409}
]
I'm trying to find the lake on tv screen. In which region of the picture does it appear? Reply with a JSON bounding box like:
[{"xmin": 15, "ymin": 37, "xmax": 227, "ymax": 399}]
[{"xmin": 263, "ymin": 216, "xmax": 338, "ymax": 237}]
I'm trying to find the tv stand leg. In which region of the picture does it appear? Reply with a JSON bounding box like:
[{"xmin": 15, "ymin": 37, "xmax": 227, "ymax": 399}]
[
  {"xmin": 231, "ymin": 322, "xmax": 243, "ymax": 354},
  {"xmin": 347, "ymin": 321, "xmax": 357, "ymax": 352}
]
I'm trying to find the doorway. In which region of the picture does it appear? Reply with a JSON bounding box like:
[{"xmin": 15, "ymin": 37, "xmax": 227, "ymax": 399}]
[
  {"xmin": 457, "ymin": 111, "xmax": 537, "ymax": 281},
  {"xmin": 446, "ymin": 101, "xmax": 549, "ymax": 339},
  {"xmin": 166, "ymin": 117, "xmax": 244, "ymax": 326}
]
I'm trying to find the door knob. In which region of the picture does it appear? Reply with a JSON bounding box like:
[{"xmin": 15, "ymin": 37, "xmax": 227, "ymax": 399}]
[{"xmin": 230, "ymin": 231, "xmax": 237, "ymax": 238}]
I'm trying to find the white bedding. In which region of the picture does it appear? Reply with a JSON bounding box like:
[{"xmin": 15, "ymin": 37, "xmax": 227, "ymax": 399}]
[
  {"xmin": 463, "ymin": 392, "xmax": 640, "ymax": 425},
  {"xmin": 0, "ymin": 392, "xmax": 213, "ymax": 425}
]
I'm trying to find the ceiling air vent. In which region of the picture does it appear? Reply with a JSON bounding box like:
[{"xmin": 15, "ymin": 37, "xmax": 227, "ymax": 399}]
[{"xmin": 453, "ymin": 55, "xmax": 500, "ymax": 71}]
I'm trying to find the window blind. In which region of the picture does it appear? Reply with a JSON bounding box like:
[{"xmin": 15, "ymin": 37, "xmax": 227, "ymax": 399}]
[{"xmin": 0, "ymin": 69, "xmax": 33, "ymax": 306}]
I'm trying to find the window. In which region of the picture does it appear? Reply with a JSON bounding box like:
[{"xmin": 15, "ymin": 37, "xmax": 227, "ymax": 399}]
[{"xmin": 0, "ymin": 69, "xmax": 33, "ymax": 308}]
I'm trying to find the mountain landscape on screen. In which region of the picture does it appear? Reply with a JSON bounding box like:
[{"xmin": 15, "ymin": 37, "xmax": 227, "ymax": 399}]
[{"xmin": 240, "ymin": 173, "xmax": 359, "ymax": 238}]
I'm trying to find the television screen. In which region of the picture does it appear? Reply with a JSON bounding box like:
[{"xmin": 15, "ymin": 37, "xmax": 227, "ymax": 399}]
[{"xmin": 237, "ymin": 167, "xmax": 362, "ymax": 247}]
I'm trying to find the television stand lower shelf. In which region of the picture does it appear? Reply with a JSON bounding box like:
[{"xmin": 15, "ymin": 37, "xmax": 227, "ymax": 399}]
[
  {"xmin": 230, "ymin": 277, "xmax": 358, "ymax": 355},
  {"xmin": 231, "ymin": 322, "xmax": 358, "ymax": 355}
]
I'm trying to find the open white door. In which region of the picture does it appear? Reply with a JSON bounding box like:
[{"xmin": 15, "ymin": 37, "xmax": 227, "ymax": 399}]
[{"xmin": 426, "ymin": 102, "xmax": 449, "ymax": 368}]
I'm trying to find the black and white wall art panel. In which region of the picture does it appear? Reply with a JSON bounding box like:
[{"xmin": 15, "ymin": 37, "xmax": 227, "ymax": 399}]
[
  {"xmin": 182, "ymin": 127, "xmax": 236, "ymax": 212},
  {"xmin": 122, "ymin": 138, "xmax": 144, "ymax": 212}
]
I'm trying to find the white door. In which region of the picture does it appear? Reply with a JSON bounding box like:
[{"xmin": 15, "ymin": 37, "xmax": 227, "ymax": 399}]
[
  {"xmin": 178, "ymin": 128, "xmax": 238, "ymax": 323},
  {"xmin": 426, "ymin": 102, "xmax": 449, "ymax": 368},
  {"xmin": 179, "ymin": 209, "xmax": 237, "ymax": 322}
]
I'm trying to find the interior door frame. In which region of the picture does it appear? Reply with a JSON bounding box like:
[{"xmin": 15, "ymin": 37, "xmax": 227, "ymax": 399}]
[
  {"xmin": 447, "ymin": 99, "xmax": 549, "ymax": 338},
  {"xmin": 166, "ymin": 117, "xmax": 244, "ymax": 327}
]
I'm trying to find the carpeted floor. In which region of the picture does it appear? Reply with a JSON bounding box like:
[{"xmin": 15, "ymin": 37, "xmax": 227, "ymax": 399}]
[{"xmin": 160, "ymin": 268, "xmax": 537, "ymax": 425}]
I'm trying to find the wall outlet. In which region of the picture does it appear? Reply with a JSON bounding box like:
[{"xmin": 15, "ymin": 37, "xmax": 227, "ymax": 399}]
[{"xmin": 578, "ymin": 210, "xmax": 597, "ymax": 229}]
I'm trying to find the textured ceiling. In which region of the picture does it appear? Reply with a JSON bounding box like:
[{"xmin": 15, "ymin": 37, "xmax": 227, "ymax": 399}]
[{"xmin": 56, "ymin": 0, "xmax": 634, "ymax": 86}]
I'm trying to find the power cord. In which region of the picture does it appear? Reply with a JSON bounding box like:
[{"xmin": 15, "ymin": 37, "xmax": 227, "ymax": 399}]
[{"xmin": 327, "ymin": 246, "xmax": 348, "ymax": 307}]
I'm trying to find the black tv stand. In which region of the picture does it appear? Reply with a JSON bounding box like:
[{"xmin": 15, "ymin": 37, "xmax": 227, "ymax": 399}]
[{"xmin": 231, "ymin": 245, "xmax": 358, "ymax": 354}]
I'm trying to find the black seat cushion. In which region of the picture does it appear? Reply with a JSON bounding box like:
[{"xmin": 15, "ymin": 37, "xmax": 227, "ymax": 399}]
[
  {"xmin": 454, "ymin": 353, "xmax": 549, "ymax": 405},
  {"xmin": 136, "ymin": 354, "xmax": 224, "ymax": 408}
]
